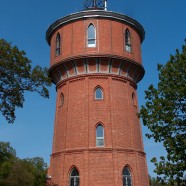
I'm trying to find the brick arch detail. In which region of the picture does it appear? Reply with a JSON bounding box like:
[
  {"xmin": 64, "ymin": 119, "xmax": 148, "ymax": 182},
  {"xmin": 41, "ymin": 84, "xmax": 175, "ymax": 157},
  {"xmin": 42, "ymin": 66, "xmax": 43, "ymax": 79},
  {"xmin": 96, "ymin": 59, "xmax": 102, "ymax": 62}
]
[
  {"xmin": 122, "ymin": 164, "xmax": 134, "ymax": 185},
  {"xmin": 50, "ymin": 57, "xmax": 144, "ymax": 85}
]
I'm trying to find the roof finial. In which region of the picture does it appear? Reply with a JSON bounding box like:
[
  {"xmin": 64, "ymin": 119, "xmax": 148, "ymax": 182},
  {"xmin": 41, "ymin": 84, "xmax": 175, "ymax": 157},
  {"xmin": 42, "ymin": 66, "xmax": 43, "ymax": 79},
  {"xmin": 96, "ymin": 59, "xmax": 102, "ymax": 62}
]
[
  {"xmin": 104, "ymin": 0, "xmax": 107, "ymax": 11},
  {"xmin": 93, "ymin": 0, "xmax": 97, "ymax": 7},
  {"xmin": 83, "ymin": 0, "xmax": 108, "ymax": 10}
]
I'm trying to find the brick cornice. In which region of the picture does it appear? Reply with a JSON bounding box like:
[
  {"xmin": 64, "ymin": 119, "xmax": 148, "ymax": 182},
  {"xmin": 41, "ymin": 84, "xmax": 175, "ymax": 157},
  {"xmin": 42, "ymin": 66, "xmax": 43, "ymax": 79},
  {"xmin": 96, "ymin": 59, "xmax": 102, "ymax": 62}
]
[
  {"xmin": 46, "ymin": 10, "xmax": 145, "ymax": 45},
  {"xmin": 49, "ymin": 57, "xmax": 144, "ymax": 86}
]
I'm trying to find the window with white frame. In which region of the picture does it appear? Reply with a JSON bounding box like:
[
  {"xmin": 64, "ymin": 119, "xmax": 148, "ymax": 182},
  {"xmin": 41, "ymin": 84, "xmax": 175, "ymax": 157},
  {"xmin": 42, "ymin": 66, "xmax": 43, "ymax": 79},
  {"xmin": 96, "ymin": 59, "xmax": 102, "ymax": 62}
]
[
  {"xmin": 69, "ymin": 167, "xmax": 79, "ymax": 186},
  {"xmin": 125, "ymin": 29, "xmax": 131, "ymax": 52},
  {"xmin": 123, "ymin": 166, "xmax": 132, "ymax": 186},
  {"xmin": 96, "ymin": 124, "xmax": 104, "ymax": 147},
  {"xmin": 87, "ymin": 24, "xmax": 96, "ymax": 47},
  {"xmin": 95, "ymin": 87, "xmax": 103, "ymax": 100}
]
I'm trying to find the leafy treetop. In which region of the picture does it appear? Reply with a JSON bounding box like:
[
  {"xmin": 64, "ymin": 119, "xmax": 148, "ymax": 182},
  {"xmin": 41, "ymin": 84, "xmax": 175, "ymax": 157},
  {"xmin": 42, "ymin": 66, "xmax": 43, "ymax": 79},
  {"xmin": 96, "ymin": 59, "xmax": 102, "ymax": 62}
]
[
  {"xmin": 0, "ymin": 142, "xmax": 47, "ymax": 186},
  {"xmin": 140, "ymin": 41, "xmax": 186, "ymax": 185},
  {"xmin": 0, "ymin": 39, "xmax": 51, "ymax": 123}
]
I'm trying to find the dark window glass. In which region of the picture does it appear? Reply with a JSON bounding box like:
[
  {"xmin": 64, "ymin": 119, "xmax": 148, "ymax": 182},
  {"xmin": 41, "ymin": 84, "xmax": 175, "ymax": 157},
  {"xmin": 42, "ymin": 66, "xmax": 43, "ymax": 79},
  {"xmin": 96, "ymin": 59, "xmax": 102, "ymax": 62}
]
[
  {"xmin": 132, "ymin": 92, "xmax": 136, "ymax": 106},
  {"xmin": 70, "ymin": 168, "xmax": 79, "ymax": 186},
  {"xmin": 56, "ymin": 33, "xmax": 61, "ymax": 56},
  {"xmin": 123, "ymin": 167, "xmax": 132, "ymax": 186},
  {"xmin": 60, "ymin": 93, "xmax": 64, "ymax": 106},
  {"xmin": 125, "ymin": 29, "xmax": 131, "ymax": 52}
]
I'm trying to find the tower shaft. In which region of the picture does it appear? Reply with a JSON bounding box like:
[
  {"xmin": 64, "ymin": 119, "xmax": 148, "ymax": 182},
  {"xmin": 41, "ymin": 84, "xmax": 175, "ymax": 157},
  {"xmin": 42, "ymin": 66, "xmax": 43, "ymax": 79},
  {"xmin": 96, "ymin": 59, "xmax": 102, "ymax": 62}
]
[{"xmin": 46, "ymin": 9, "xmax": 149, "ymax": 186}]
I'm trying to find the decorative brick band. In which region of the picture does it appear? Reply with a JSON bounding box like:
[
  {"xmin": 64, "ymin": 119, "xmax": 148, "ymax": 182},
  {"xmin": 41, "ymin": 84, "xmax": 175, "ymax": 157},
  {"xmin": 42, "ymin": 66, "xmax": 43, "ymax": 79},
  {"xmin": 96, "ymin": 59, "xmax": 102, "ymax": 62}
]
[
  {"xmin": 49, "ymin": 57, "xmax": 144, "ymax": 85},
  {"xmin": 51, "ymin": 147, "xmax": 146, "ymax": 157}
]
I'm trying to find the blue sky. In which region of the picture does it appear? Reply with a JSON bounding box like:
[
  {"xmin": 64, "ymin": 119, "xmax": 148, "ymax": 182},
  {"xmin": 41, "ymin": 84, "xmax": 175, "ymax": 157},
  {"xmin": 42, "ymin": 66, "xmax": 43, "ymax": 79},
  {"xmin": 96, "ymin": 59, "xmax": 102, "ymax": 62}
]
[{"xmin": 0, "ymin": 0, "xmax": 186, "ymax": 178}]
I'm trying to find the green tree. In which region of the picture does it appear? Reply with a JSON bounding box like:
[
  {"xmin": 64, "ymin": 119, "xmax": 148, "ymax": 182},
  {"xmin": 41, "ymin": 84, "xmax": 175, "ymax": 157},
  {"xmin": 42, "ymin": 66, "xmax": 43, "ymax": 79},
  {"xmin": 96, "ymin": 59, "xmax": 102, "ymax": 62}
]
[
  {"xmin": 0, "ymin": 39, "xmax": 51, "ymax": 123},
  {"xmin": 140, "ymin": 41, "xmax": 186, "ymax": 185},
  {"xmin": 23, "ymin": 157, "xmax": 47, "ymax": 186},
  {"xmin": 150, "ymin": 176, "xmax": 163, "ymax": 186},
  {"xmin": 5, "ymin": 159, "xmax": 35, "ymax": 186},
  {"xmin": 0, "ymin": 142, "xmax": 16, "ymax": 185},
  {"xmin": 0, "ymin": 142, "xmax": 47, "ymax": 186},
  {"xmin": 0, "ymin": 142, "xmax": 16, "ymax": 163}
]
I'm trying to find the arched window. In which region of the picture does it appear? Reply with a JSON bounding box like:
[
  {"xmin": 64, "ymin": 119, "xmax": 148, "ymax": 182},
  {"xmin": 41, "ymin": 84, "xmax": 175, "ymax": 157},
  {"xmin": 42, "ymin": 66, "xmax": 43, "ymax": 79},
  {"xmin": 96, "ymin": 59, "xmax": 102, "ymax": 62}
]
[
  {"xmin": 122, "ymin": 167, "xmax": 132, "ymax": 186},
  {"xmin": 60, "ymin": 93, "xmax": 64, "ymax": 107},
  {"xmin": 125, "ymin": 29, "xmax": 131, "ymax": 52},
  {"xmin": 87, "ymin": 24, "xmax": 96, "ymax": 47},
  {"xmin": 69, "ymin": 167, "xmax": 79, "ymax": 186},
  {"xmin": 96, "ymin": 124, "xmax": 104, "ymax": 147},
  {"xmin": 95, "ymin": 87, "xmax": 103, "ymax": 100},
  {"xmin": 56, "ymin": 33, "xmax": 61, "ymax": 56}
]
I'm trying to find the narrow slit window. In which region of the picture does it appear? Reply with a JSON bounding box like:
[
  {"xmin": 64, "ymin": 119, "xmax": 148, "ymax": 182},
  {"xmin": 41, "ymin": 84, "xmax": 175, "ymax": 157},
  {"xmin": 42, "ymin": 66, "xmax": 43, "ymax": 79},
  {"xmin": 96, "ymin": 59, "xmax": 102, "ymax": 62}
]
[
  {"xmin": 60, "ymin": 93, "xmax": 64, "ymax": 107},
  {"xmin": 96, "ymin": 124, "xmax": 104, "ymax": 147},
  {"xmin": 56, "ymin": 33, "xmax": 61, "ymax": 56},
  {"xmin": 88, "ymin": 24, "xmax": 96, "ymax": 47},
  {"xmin": 69, "ymin": 167, "xmax": 79, "ymax": 186},
  {"xmin": 132, "ymin": 92, "xmax": 135, "ymax": 105},
  {"xmin": 123, "ymin": 167, "xmax": 132, "ymax": 186},
  {"xmin": 132, "ymin": 92, "xmax": 137, "ymax": 107},
  {"xmin": 125, "ymin": 29, "xmax": 131, "ymax": 52},
  {"xmin": 95, "ymin": 87, "xmax": 103, "ymax": 100}
]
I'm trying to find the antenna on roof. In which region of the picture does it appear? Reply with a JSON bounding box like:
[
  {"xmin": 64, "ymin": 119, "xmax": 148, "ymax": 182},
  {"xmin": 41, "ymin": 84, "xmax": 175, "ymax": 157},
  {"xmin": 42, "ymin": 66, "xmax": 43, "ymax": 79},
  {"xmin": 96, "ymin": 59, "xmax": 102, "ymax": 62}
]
[{"xmin": 83, "ymin": 0, "xmax": 108, "ymax": 10}]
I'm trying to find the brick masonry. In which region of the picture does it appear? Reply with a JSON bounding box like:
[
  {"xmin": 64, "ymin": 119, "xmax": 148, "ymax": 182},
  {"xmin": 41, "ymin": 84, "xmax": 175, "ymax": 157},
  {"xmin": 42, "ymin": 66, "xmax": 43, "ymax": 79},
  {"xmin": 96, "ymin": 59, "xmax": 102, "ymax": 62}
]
[{"xmin": 46, "ymin": 9, "xmax": 149, "ymax": 186}]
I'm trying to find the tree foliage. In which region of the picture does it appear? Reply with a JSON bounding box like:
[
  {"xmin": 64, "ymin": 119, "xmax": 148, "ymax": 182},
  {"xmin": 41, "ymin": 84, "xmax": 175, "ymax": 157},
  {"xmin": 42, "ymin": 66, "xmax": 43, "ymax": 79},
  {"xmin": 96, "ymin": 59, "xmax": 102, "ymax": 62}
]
[
  {"xmin": 0, "ymin": 39, "xmax": 51, "ymax": 123},
  {"xmin": 0, "ymin": 142, "xmax": 16, "ymax": 163},
  {"xmin": 140, "ymin": 41, "xmax": 186, "ymax": 185},
  {"xmin": 149, "ymin": 175, "xmax": 186, "ymax": 186},
  {"xmin": 0, "ymin": 142, "xmax": 47, "ymax": 186}
]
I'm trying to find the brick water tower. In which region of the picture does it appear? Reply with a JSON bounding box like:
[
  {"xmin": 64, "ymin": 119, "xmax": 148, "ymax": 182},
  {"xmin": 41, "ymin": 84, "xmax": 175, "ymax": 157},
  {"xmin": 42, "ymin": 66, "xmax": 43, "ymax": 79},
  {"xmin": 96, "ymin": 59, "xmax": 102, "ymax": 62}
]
[{"xmin": 46, "ymin": 0, "xmax": 149, "ymax": 185}]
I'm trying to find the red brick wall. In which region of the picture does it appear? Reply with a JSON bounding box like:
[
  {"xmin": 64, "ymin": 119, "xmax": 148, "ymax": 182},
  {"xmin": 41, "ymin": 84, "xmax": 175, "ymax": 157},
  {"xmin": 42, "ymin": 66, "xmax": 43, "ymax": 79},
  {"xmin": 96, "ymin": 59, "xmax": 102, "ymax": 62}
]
[
  {"xmin": 49, "ymin": 76, "xmax": 149, "ymax": 185},
  {"xmin": 50, "ymin": 18, "xmax": 142, "ymax": 67},
  {"xmin": 48, "ymin": 13, "xmax": 148, "ymax": 186}
]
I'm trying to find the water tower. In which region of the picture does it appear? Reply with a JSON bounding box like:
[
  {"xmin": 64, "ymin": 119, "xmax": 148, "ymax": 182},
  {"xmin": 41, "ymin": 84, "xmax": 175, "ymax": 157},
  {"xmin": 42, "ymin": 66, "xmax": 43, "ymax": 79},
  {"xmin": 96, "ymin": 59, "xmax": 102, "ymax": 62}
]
[{"xmin": 46, "ymin": 0, "xmax": 149, "ymax": 185}]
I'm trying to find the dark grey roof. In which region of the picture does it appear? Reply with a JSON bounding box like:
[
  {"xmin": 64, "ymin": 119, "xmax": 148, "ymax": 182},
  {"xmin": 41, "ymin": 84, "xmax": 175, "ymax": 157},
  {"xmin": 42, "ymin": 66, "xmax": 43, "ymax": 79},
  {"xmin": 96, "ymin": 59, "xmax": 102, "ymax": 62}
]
[{"xmin": 46, "ymin": 10, "xmax": 145, "ymax": 45}]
